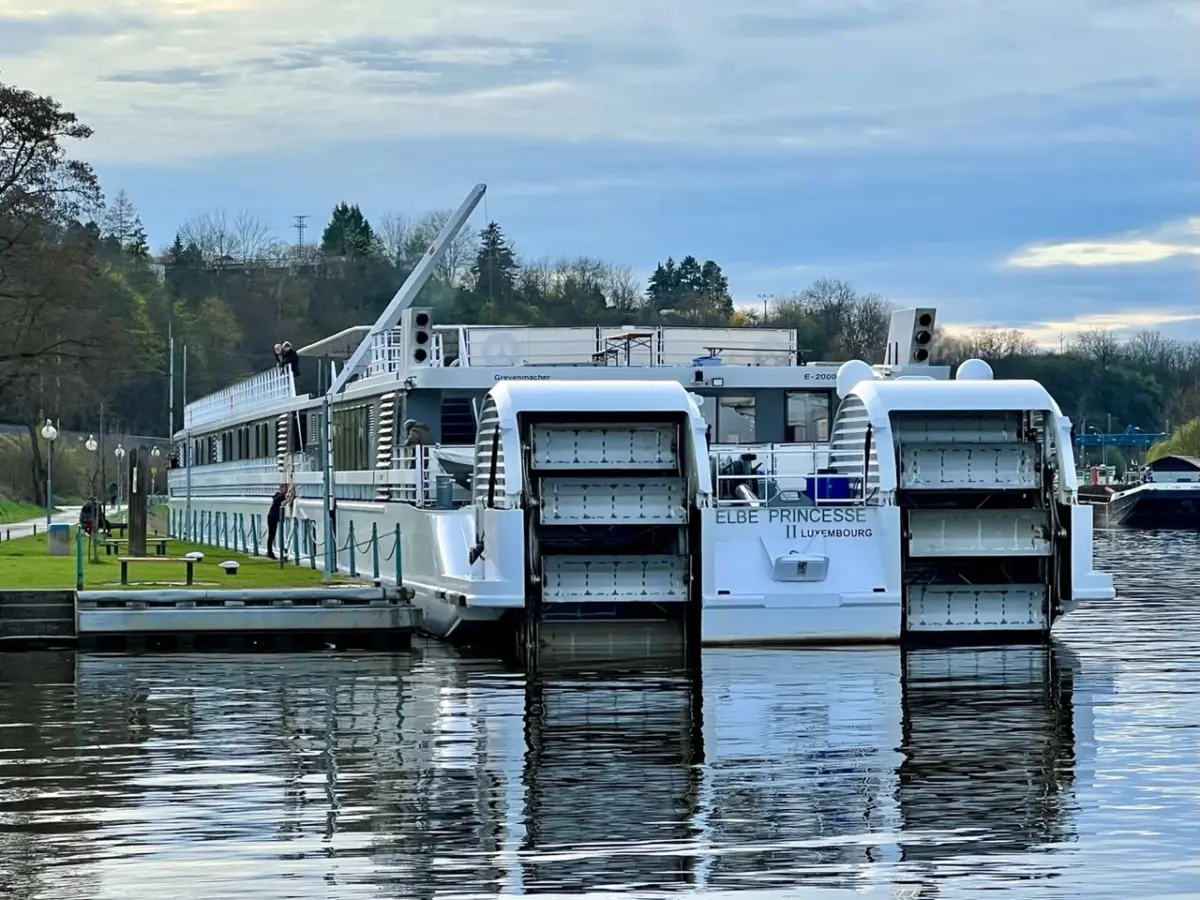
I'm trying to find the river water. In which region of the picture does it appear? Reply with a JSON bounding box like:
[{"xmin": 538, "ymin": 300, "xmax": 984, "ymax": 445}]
[{"xmin": 1, "ymin": 529, "xmax": 1197, "ymax": 900}]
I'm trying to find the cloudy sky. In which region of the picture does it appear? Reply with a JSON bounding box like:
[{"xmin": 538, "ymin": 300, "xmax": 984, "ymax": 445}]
[{"xmin": 3, "ymin": 0, "xmax": 1197, "ymax": 342}]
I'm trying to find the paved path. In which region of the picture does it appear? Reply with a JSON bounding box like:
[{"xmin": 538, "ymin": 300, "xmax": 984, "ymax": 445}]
[{"xmin": 1, "ymin": 507, "xmax": 83, "ymax": 540}]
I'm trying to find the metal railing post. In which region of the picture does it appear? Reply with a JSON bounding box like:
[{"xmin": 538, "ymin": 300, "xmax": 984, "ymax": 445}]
[
  {"xmin": 348, "ymin": 521, "xmax": 357, "ymax": 577},
  {"xmin": 371, "ymin": 522, "xmax": 379, "ymax": 581}
]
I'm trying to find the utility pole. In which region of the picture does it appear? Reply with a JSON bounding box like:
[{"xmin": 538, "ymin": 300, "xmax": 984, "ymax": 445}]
[
  {"xmin": 183, "ymin": 346, "xmax": 191, "ymax": 539},
  {"xmin": 293, "ymin": 215, "xmax": 307, "ymax": 255},
  {"xmin": 168, "ymin": 322, "xmax": 175, "ymax": 438},
  {"xmin": 99, "ymin": 400, "xmax": 107, "ymax": 509}
]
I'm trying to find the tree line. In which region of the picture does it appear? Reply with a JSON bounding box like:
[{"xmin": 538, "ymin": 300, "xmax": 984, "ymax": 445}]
[{"xmin": 2, "ymin": 76, "xmax": 1198, "ymax": 506}]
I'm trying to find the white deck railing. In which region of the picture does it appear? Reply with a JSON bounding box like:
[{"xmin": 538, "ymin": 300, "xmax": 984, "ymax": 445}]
[
  {"xmin": 711, "ymin": 443, "xmax": 862, "ymax": 506},
  {"xmin": 166, "ymin": 446, "xmax": 466, "ymax": 505},
  {"xmin": 169, "ymin": 441, "xmax": 865, "ymax": 507},
  {"xmin": 183, "ymin": 367, "xmax": 297, "ymax": 430},
  {"xmin": 363, "ymin": 328, "xmax": 445, "ymax": 378},
  {"xmin": 450, "ymin": 325, "xmax": 798, "ymax": 368}
]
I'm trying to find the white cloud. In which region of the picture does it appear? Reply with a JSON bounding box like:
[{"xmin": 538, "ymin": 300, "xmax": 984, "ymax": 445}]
[
  {"xmin": 1006, "ymin": 217, "xmax": 1200, "ymax": 269},
  {"xmin": 0, "ymin": 0, "xmax": 1196, "ymax": 163}
]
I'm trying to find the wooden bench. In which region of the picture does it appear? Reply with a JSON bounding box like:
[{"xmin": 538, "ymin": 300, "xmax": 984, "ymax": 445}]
[
  {"xmin": 105, "ymin": 538, "xmax": 168, "ymax": 557},
  {"xmin": 103, "ymin": 522, "xmax": 128, "ymax": 537},
  {"xmin": 119, "ymin": 556, "xmax": 195, "ymax": 586}
]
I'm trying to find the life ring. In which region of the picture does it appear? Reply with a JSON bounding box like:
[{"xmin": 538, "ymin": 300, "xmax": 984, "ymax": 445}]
[{"xmin": 480, "ymin": 331, "xmax": 521, "ymax": 365}]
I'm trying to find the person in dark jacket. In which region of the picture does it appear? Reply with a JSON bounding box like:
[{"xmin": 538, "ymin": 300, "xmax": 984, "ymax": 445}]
[
  {"xmin": 278, "ymin": 341, "xmax": 300, "ymax": 377},
  {"xmin": 266, "ymin": 487, "xmax": 287, "ymax": 558}
]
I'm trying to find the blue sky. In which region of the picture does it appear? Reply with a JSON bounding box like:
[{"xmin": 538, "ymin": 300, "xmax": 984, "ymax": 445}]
[{"xmin": 3, "ymin": 0, "xmax": 1197, "ymax": 343}]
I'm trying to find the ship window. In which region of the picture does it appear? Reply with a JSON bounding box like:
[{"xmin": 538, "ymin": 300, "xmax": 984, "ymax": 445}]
[
  {"xmin": 333, "ymin": 405, "xmax": 371, "ymax": 471},
  {"xmin": 786, "ymin": 391, "xmax": 832, "ymax": 443},
  {"xmin": 717, "ymin": 395, "xmax": 756, "ymax": 444}
]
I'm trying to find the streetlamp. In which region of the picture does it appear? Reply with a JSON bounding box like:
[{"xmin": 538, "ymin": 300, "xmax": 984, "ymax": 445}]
[
  {"xmin": 83, "ymin": 434, "xmax": 99, "ymax": 555},
  {"xmin": 151, "ymin": 446, "xmax": 162, "ymax": 497},
  {"xmin": 114, "ymin": 444, "xmax": 126, "ymax": 512},
  {"xmin": 40, "ymin": 419, "xmax": 58, "ymax": 526}
]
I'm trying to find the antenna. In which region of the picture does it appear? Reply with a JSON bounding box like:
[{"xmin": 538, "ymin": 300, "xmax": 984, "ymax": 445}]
[{"xmin": 293, "ymin": 215, "xmax": 308, "ymax": 253}]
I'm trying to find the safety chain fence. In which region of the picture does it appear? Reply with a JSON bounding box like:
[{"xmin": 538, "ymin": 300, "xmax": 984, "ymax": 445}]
[{"xmin": 169, "ymin": 508, "xmax": 404, "ymax": 585}]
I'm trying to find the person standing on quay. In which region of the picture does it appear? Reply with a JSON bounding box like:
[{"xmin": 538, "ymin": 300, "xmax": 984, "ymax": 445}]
[{"xmin": 266, "ymin": 485, "xmax": 288, "ymax": 559}]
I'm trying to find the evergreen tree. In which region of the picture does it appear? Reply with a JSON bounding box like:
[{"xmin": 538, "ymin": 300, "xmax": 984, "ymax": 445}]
[
  {"xmin": 646, "ymin": 257, "xmax": 679, "ymax": 312},
  {"xmin": 469, "ymin": 222, "xmax": 520, "ymax": 302},
  {"xmin": 125, "ymin": 219, "xmax": 150, "ymax": 259},
  {"xmin": 321, "ymin": 202, "xmax": 379, "ymax": 258}
]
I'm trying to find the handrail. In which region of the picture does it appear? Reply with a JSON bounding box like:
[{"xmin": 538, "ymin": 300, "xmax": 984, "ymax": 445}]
[
  {"xmin": 710, "ymin": 443, "xmax": 863, "ymax": 507},
  {"xmin": 184, "ymin": 367, "xmax": 297, "ymax": 430}
]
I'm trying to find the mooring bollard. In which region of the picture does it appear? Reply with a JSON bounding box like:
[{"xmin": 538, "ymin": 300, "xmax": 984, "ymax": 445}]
[
  {"xmin": 348, "ymin": 521, "xmax": 357, "ymax": 577},
  {"xmin": 75, "ymin": 526, "xmax": 83, "ymax": 591},
  {"xmin": 394, "ymin": 523, "xmax": 402, "ymax": 589},
  {"xmin": 371, "ymin": 522, "xmax": 380, "ymax": 581},
  {"xmin": 291, "ymin": 517, "xmax": 300, "ymax": 565}
]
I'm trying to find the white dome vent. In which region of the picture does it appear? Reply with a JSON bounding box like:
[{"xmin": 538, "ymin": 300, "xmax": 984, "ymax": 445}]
[
  {"xmin": 956, "ymin": 358, "xmax": 994, "ymax": 381},
  {"xmin": 836, "ymin": 360, "xmax": 875, "ymax": 399}
]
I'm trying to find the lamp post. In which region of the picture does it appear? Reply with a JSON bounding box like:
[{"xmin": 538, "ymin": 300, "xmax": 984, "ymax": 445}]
[
  {"xmin": 84, "ymin": 434, "xmax": 99, "ymax": 557},
  {"xmin": 114, "ymin": 444, "xmax": 126, "ymax": 512},
  {"xmin": 150, "ymin": 446, "xmax": 161, "ymax": 499},
  {"xmin": 41, "ymin": 419, "xmax": 58, "ymax": 526},
  {"xmin": 84, "ymin": 434, "xmax": 98, "ymax": 494}
]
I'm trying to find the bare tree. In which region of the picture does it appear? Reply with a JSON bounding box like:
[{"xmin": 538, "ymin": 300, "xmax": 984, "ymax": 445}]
[
  {"xmin": 101, "ymin": 189, "xmax": 137, "ymax": 244},
  {"xmin": 409, "ymin": 209, "xmax": 478, "ymax": 284},
  {"xmin": 604, "ymin": 264, "xmax": 641, "ymax": 312},
  {"xmin": 1124, "ymin": 330, "xmax": 1187, "ymax": 374},
  {"xmin": 378, "ymin": 212, "xmax": 411, "ymax": 264},
  {"xmin": 942, "ymin": 326, "xmax": 1038, "ymax": 362},
  {"xmin": 1072, "ymin": 327, "xmax": 1121, "ymax": 369},
  {"xmin": 179, "ymin": 209, "xmax": 237, "ymax": 262},
  {"xmin": 834, "ymin": 292, "xmax": 890, "ymax": 359},
  {"xmin": 233, "ymin": 209, "xmax": 272, "ymax": 261}
]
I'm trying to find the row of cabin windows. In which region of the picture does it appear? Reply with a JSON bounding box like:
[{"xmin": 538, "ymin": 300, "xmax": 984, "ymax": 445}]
[
  {"xmin": 180, "ymin": 409, "xmax": 367, "ymax": 468},
  {"xmin": 187, "ymin": 422, "xmax": 275, "ymax": 466}
]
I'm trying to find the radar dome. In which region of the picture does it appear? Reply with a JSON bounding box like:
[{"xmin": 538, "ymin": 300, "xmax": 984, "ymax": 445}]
[
  {"xmin": 836, "ymin": 360, "xmax": 875, "ymax": 399},
  {"xmin": 956, "ymin": 358, "xmax": 994, "ymax": 381}
]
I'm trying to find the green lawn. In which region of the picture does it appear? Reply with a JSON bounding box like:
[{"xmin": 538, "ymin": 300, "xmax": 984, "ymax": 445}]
[
  {"xmin": 0, "ymin": 532, "xmax": 363, "ymax": 590},
  {"xmin": 0, "ymin": 499, "xmax": 52, "ymax": 525}
]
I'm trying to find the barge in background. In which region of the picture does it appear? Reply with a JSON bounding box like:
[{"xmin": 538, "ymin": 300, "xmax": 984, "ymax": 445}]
[{"xmin": 1079, "ymin": 454, "xmax": 1200, "ymax": 529}]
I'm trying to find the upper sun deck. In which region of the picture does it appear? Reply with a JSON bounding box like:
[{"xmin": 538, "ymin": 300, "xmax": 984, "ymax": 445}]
[
  {"xmin": 377, "ymin": 323, "xmax": 803, "ymax": 370},
  {"xmin": 180, "ymin": 309, "xmax": 946, "ymax": 434}
]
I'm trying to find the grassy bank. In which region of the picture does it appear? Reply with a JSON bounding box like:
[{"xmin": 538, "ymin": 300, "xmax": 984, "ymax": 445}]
[
  {"xmin": 0, "ymin": 532, "xmax": 362, "ymax": 590},
  {"xmin": 0, "ymin": 499, "xmax": 51, "ymax": 525}
]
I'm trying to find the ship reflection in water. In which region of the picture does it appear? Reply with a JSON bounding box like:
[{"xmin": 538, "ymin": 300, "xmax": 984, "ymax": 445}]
[{"xmin": 5, "ymin": 640, "xmax": 1182, "ymax": 900}]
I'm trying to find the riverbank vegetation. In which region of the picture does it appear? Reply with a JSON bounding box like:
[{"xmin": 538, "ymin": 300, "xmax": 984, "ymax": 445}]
[{"xmin": 3, "ymin": 75, "xmax": 1199, "ymax": 506}]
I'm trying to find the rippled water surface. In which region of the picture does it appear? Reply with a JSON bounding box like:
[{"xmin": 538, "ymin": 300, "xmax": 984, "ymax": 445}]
[{"xmin": 1, "ymin": 529, "xmax": 1198, "ymax": 899}]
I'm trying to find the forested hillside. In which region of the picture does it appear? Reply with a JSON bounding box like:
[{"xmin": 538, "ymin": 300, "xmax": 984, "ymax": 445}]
[{"xmin": 3, "ymin": 77, "xmax": 1198, "ymax": 506}]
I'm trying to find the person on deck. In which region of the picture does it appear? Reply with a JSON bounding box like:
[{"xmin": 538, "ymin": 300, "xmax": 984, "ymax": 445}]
[
  {"xmin": 278, "ymin": 341, "xmax": 300, "ymax": 377},
  {"xmin": 273, "ymin": 342, "xmax": 283, "ymax": 365},
  {"xmin": 403, "ymin": 419, "xmax": 432, "ymax": 446},
  {"xmin": 266, "ymin": 486, "xmax": 289, "ymax": 559}
]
